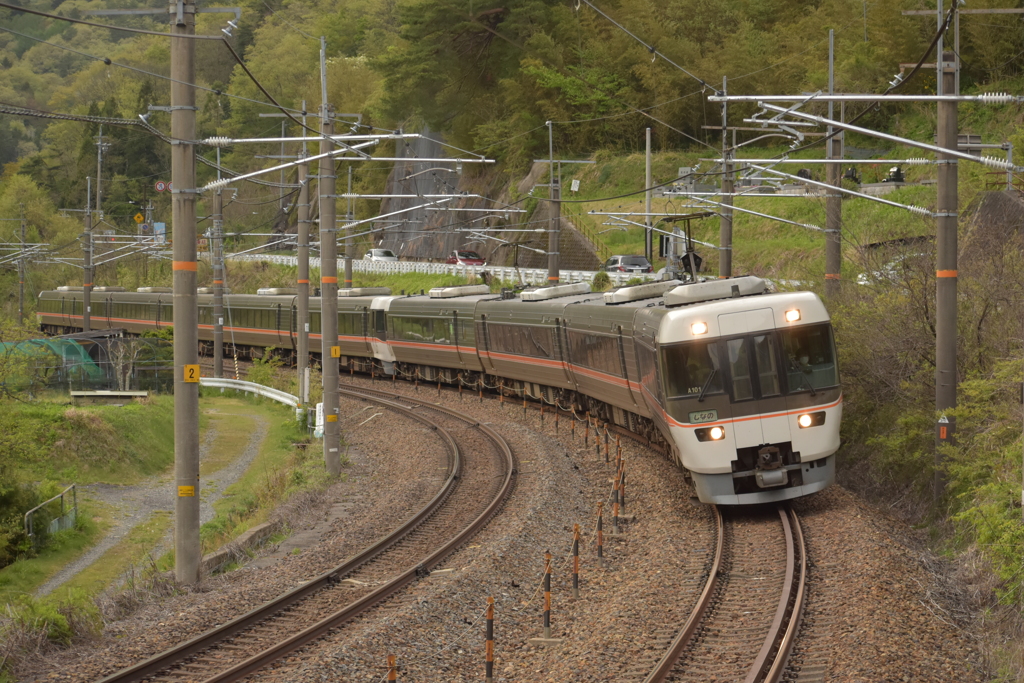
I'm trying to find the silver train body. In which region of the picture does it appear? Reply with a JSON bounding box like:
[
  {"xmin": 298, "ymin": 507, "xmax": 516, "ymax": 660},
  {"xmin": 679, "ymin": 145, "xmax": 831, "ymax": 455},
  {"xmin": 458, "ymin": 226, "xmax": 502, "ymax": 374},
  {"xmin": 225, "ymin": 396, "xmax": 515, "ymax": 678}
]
[{"xmin": 37, "ymin": 276, "xmax": 841, "ymax": 505}]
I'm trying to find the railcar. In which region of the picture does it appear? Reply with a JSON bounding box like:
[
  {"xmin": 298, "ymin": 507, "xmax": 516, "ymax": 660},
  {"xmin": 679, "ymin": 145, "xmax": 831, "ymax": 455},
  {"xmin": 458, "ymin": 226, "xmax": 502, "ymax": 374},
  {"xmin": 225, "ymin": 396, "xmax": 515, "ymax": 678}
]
[{"xmin": 37, "ymin": 275, "xmax": 840, "ymax": 505}]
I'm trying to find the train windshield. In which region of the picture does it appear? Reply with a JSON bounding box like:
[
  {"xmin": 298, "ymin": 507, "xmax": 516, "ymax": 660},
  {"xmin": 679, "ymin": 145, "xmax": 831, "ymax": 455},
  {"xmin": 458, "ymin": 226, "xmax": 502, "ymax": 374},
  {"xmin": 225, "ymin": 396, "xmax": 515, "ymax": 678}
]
[
  {"xmin": 779, "ymin": 323, "xmax": 838, "ymax": 392},
  {"xmin": 660, "ymin": 340, "xmax": 724, "ymax": 399}
]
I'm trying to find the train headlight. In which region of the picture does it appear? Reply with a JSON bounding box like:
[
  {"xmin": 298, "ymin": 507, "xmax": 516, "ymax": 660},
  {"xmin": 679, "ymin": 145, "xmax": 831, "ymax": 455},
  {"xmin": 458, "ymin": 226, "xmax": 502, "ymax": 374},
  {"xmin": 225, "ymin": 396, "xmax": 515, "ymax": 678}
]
[
  {"xmin": 695, "ymin": 425, "xmax": 726, "ymax": 442},
  {"xmin": 797, "ymin": 411, "xmax": 826, "ymax": 428},
  {"xmin": 785, "ymin": 309, "xmax": 801, "ymax": 323},
  {"xmin": 691, "ymin": 321, "xmax": 709, "ymax": 335}
]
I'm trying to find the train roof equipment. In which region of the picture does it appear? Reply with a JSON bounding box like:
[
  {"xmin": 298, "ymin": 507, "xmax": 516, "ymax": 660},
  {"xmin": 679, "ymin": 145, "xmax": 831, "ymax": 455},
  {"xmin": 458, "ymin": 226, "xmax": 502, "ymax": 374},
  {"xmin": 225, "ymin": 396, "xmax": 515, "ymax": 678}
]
[
  {"xmin": 429, "ymin": 284, "xmax": 491, "ymax": 298},
  {"xmin": 137, "ymin": 287, "xmax": 172, "ymax": 293},
  {"xmin": 338, "ymin": 287, "xmax": 392, "ymax": 297},
  {"xmin": 664, "ymin": 275, "xmax": 767, "ymax": 307},
  {"xmin": 603, "ymin": 279, "xmax": 684, "ymax": 305},
  {"xmin": 197, "ymin": 287, "xmax": 231, "ymax": 294},
  {"xmin": 257, "ymin": 287, "xmax": 297, "ymax": 296},
  {"xmin": 520, "ymin": 282, "xmax": 591, "ymax": 301}
]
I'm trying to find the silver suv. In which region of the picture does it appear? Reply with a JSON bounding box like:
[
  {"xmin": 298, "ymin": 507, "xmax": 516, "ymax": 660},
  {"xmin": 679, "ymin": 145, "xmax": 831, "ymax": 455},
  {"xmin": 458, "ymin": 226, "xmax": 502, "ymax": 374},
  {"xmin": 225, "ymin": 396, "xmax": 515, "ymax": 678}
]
[
  {"xmin": 364, "ymin": 248, "xmax": 399, "ymax": 262},
  {"xmin": 604, "ymin": 255, "xmax": 653, "ymax": 273}
]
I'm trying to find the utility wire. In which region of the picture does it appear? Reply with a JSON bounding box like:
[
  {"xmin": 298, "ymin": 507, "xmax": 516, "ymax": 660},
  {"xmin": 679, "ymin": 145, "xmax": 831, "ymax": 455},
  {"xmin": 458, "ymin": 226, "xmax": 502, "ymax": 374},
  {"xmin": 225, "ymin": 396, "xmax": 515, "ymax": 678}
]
[
  {"xmin": 468, "ymin": 17, "xmax": 717, "ymax": 150},
  {"xmin": 0, "ymin": 25, "xmax": 306, "ymax": 115},
  {"xmin": 259, "ymin": 0, "xmax": 316, "ymax": 39},
  {"xmin": 576, "ymin": 0, "xmax": 717, "ymax": 94},
  {"xmin": 0, "ymin": 1, "xmax": 223, "ymax": 39}
]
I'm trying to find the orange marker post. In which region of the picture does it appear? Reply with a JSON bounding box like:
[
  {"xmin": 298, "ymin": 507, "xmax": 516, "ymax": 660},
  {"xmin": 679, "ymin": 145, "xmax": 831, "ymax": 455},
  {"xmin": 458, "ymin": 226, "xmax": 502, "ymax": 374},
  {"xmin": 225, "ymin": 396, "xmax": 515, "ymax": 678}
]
[
  {"xmin": 612, "ymin": 476, "xmax": 621, "ymax": 534},
  {"xmin": 572, "ymin": 524, "xmax": 581, "ymax": 598},
  {"xmin": 387, "ymin": 654, "xmax": 397, "ymax": 682},
  {"xmin": 485, "ymin": 597, "xmax": 495, "ymax": 682},
  {"xmin": 543, "ymin": 551, "xmax": 553, "ymax": 638}
]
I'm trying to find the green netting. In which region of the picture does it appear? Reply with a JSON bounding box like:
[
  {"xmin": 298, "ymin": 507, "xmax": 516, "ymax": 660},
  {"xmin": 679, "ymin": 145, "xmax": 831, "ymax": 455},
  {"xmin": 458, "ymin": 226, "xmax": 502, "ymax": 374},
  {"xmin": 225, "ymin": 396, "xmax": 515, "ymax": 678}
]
[{"xmin": 0, "ymin": 339, "xmax": 106, "ymax": 380}]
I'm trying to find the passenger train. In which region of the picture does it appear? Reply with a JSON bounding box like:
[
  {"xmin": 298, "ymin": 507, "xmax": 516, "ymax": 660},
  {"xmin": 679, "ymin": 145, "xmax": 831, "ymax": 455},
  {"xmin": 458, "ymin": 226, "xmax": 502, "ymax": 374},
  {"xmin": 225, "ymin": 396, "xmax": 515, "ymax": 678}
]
[{"xmin": 37, "ymin": 276, "xmax": 841, "ymax": 505}]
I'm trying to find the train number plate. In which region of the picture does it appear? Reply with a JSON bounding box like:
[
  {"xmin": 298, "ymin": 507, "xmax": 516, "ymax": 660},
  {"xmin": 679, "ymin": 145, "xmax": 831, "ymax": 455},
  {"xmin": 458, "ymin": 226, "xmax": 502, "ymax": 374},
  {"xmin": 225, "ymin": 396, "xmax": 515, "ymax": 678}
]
[{"xmin": 688, "ymin": 409, "xmax": 718, "ymax": 424}]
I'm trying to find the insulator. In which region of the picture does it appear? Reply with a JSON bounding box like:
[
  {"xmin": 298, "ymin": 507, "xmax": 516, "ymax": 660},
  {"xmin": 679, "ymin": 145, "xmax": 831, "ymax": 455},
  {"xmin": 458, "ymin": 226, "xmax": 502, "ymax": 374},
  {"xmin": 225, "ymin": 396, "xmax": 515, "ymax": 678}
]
[
  {"xmin": 980, "ymin": 155, "xmax": 1015, "ymax": 171},
  {"xmin": 204, "ymin": 137, "xmax": 231, "ymax": 147},
  {"xmin": 905, "ymin": 158, "xmax": 931, "ymax": 165},
  {"xmin": 909, "ymin": 205, "xmax": 931, "ymax": 217},
  {"xmin": 204, "ymin": 178, "xmax": 231, "ymax": 191},
  {"xmin": 977, "ymin": 92, "xmax": 1015, "ymax": 104}
]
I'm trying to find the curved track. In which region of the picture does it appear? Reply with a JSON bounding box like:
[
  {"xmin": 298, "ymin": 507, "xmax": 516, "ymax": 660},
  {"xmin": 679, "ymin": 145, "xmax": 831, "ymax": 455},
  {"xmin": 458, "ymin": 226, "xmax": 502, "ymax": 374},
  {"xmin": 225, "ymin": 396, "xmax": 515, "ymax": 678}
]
[
  {"xmin": 98, "ymin": 386, "xmax": 516, "ymax": 683},
  {"xmin": 645, "ymin": 506, "xmax": 807, "ymax": 683}
]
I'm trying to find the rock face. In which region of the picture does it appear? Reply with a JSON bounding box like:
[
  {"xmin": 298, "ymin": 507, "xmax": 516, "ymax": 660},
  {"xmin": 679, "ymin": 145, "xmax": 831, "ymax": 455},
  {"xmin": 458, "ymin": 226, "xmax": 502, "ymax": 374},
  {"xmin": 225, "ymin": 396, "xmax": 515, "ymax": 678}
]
[
  {"xmin": 961, "ymin": 189, "xmax": 1024, "ymax": 264},
  {"xmin": 376, "ymin": 132, "xmax": 602, "ymax": 270}
]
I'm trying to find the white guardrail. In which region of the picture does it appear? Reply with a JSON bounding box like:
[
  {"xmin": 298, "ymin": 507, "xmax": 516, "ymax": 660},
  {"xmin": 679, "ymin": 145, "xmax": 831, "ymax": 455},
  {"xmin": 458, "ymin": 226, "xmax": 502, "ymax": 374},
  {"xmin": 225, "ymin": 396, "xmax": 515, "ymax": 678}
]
[
  {"xmin": 200, "ymin": 377, "xmax": 303, "ymax": 413},
  {"xmin": 227, "ymin": 254, "xmax": 655, "ymax": 287}
]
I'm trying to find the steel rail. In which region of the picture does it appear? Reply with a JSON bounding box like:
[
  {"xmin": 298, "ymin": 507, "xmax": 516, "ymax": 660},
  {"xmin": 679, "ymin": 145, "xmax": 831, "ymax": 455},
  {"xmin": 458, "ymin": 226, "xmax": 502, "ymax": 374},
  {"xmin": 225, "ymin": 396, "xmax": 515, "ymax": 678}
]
[
  {"xmin": 97, "ymin": 390, "xmax": 475, "ymax": 683},
  {"xmin": 203, "ymin": 385, "xmax": 517, "ymax": 682},
  {"xmin": 746, "ymin": 507, "xmax": 807, "ymax": 683},
  {"xmin": 763, "ymin": 508, "xmax": 808, "ymax": 682},
  {"xmin": 643, "ymin": 505, "xmax": 724, "ymax": 683}
]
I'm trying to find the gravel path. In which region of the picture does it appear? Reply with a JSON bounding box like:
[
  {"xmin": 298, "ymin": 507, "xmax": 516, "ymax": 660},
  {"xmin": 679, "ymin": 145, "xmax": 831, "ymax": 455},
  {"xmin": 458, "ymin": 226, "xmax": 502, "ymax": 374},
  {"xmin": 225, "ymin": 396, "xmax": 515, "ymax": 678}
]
[{"xmin": 35, "ymin": 409, "xmax": 270, "ymax": 597}]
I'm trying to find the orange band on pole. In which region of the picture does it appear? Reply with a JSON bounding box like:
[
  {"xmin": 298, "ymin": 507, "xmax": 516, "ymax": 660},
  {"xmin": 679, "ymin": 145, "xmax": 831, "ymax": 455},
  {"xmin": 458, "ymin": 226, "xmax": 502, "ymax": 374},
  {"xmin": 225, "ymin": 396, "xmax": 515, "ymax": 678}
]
[
  {"xmin": 297, "ymin": 279, "xmax": 309, "ymax": 284},
  {"xmin": 825, "ymin": 273, "xmax": 840, "ymax": 280},
  {"xmin": 83, "ymin": 283, "xmax": 93, "ymax": 287},
  {"xmin": 936, "ymin": 270, "xmax": 958, "ymax": 278},
  {"xmin": 213, "ymin": 280, "xmax": 223, "ymax": 284},
  {"xmin": 321, "ymin": 276, "xmax": 337, "ymax": 283},
  {"xmin": 172, "ymin": 261, "xmax": 197, "ymax": 271}
]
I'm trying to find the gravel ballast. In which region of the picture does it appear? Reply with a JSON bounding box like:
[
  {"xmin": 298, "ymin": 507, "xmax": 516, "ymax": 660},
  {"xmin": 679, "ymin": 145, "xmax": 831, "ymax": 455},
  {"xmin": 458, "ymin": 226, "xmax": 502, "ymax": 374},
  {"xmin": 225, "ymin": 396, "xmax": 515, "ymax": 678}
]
[{"xmin": 16, "ymin": 379, "xmax": 991, "ymax": 681}]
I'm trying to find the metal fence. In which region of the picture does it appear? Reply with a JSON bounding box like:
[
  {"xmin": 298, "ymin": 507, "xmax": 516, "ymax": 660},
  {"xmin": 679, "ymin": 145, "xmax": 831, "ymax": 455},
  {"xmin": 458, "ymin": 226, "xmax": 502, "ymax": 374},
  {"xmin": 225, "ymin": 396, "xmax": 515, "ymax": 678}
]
[
  {"xmin": 228, "ymin": 253, "xmax": 655, "ymax": 286},
  {"xmin": 24, "ymin": 484, "xmax": 77, "ymax": 545}
]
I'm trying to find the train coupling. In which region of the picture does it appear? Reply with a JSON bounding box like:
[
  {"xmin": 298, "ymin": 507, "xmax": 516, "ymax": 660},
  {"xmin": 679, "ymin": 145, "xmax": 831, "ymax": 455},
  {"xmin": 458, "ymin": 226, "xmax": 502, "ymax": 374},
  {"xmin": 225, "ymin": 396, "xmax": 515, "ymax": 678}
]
[{"xmin": 754, "ymin": 446, "xmax": 788, "ymax": 489}]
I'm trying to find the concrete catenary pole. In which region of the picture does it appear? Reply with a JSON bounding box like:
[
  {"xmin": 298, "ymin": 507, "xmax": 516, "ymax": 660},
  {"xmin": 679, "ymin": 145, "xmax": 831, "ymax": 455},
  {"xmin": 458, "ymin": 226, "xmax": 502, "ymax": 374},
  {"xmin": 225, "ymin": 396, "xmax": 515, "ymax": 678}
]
[
  {"xmin": 546, "ymin": 121, "xmax": 559, "ymax": 284},
  {"xmin": 343, "ymin": 165, "xmax": 353, "ymax": 289},
  {"xmin": 825, "ymin": 29, "xmax": 843, "ymax": 297},
  {"xmin": 296, "ymin": 137, "xmax": 311, "ymax": 399},
  {"xmin": 719, "ymin": 77, "xmax": 733, "ymax": 279},
  {"xmin": 171, "ymin": 0, "xmax": 200, "ymax": 584},
  {"xmin": 934, "ymin": 50, "xmax": 958, "ymax": 499},
  {"xmin": 319, "ymin": 37, "xmax": 341, "ymax": 476},
  {"xmin": 83, "ymin": 177, "xmax": 92, "ymax": 332},
  {"xmin": 212, "ymin": 187, "xmax": 224, "ymax": 378},
  {"xmin": 645, "ymin": 128, "xmax": 653, "ymax": 263},
  {"xmin": 18, "ymin": 204, "xmax": 25, "ymax": 323}
]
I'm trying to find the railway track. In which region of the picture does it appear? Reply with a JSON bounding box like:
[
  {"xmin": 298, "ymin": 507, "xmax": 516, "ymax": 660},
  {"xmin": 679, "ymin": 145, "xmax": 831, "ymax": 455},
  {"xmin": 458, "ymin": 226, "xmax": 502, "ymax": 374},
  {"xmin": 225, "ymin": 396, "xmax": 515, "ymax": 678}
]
[
  {"xmin": 98, "ymin": 386, "xmax": 516, "ymax": 683},
  {"xmin": 641, "ymin": 506, "xmax": 807, "ymax": 683}
]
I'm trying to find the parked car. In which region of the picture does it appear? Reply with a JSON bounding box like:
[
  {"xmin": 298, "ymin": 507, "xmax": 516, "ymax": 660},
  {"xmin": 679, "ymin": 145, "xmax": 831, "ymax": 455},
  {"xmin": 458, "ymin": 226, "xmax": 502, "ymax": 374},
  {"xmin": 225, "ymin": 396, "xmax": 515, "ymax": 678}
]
[
  {"xmin": 603, "ymin": 255, "xmax": 653, "ymax": 273},
  {"xmin": 856, "ymin": 252, "xmax": 929, "ymax": 285},
  {"xmin": 364, "ymin": 248, "xmax": 399, "ymax": 262},
  {"xmin": 446, "ymin": 250, "xmax": 486, "ymax": 266}
]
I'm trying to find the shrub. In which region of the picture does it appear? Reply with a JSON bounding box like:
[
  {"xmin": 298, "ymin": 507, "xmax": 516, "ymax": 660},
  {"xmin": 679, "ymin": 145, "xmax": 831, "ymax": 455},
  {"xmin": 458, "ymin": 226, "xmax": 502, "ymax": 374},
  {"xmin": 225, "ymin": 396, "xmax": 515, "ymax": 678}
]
[{"xmin": 592, "ymin": 271, "xmax": 611, "ymax": 291}]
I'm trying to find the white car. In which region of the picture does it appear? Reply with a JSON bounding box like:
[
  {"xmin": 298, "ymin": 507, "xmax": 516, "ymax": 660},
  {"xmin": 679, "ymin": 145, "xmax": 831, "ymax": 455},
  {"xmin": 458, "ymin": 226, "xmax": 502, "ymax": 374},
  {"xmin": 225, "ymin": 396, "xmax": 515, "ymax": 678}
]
[{"xmin": 364, "ymin": 248, "xmax": 399, "ymax": 262}]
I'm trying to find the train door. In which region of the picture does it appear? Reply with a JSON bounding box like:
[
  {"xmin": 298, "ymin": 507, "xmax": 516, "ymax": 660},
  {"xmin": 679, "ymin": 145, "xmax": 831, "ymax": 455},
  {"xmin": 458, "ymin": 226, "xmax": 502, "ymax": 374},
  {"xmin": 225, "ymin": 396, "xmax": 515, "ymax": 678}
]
[
  {"xmin": 290, "ymin": 303, "xmax": 298, "ymax": 349},
  {"xmin": 369, "ymin": 297, "xmax": 396, "ymax": 366},
  {"xmin": 717, "ymin": 308, "xmax": 790, "ymax": 448}
]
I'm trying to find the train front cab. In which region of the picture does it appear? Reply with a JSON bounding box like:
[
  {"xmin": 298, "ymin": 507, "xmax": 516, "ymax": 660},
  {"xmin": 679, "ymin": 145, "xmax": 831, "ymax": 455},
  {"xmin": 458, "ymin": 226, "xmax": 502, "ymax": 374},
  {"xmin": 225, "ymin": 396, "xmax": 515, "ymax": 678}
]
[{"xmin": 656, "ymin": 292, "xmax": 841, "ymax": 505}]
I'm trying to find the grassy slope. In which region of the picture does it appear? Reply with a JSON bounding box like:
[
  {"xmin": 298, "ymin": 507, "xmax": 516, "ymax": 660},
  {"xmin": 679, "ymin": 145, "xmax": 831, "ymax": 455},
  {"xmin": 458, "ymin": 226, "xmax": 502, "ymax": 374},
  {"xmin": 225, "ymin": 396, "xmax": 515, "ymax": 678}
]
[{"xmin": 0, "ymin": 395, "xmax": 325, "ymax": 602}]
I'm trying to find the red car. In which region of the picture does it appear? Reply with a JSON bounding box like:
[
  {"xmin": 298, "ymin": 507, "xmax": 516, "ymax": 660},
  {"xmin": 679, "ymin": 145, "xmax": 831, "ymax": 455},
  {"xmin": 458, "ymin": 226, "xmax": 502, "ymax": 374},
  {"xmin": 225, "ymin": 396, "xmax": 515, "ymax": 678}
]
[{"xmin": 446, "ymin": 249, "xmax": 486, "ymax": 266}]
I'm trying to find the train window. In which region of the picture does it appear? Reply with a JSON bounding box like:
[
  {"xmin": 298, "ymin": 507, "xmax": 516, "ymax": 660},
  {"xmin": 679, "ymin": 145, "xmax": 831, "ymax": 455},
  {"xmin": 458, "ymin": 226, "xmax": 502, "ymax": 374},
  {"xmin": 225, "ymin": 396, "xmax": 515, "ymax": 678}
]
[
  {"xmin": 391, "ymin": 316, "xmax": 451, "ymax": 344},
  {"xmin": 660, "ymin": 341, "xmax": 722, "ymax": 399},
  {"xmin": 636, "ymin": 342, "xmax": 661, "ymax": 399},
  {"xmin": 726, "ymin": 338, "xmax": 754, "ymax": 401},
  {"xmin": 458, "ymin": 319, "xmax": 475, "ymax": 347},
  {"xmin": 753, "ymin": 334, "xmax": 781, "ymax": 397},
  {"xmin": 566, "ymin": 330, "xmax": 621, "ymax": 377},
  {"xmin": 780, "ymin": 323, "xmax": 838, "ymax": 392},
  {"xmin": 488, "ymin": 323, "xmax": 553, "ymax": 359}
]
